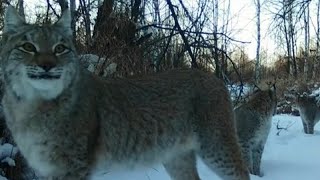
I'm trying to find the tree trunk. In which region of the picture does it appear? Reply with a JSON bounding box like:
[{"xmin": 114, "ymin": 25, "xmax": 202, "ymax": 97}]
[
  {"xmin": 153, "ymin": 0, "xmax": 160, "ymax": 24},
  {"xmin": 17, "ymin": 0, "xmax": 25, "ymax": 20},
  {"xmin": 283, "ymin": 0, "xmax": 292, "ymax": 75},
  {"xmin": 221, "ymin": 0, "xmax": 230, "ymax": 76},
  {"xmin": 287, "ymin": 0, "xmax": 297, "ymax": 77},
  {"xmin": 79, "ymin": 0, "xmax": 92, "ymax": 46},
  {"xmin": 255, "ymin": 0, "xmax": 261, "ymax": 83},
  {"xmin": 131, "ymin": 0, "xmax": 142, "ymax": 23},
  {"xmin": 69, "ymin": 0, "xmax": 76, "ymax": 38},
  {"xmin": 92, "ymin": 0, "xmax": 114, "ymax": 40},
  {"xmin": 303, "ymin": 2, "xmax": 310, "ymax": 79},
  {"xmin": 313, "ymin": 0, "xmax": 320, "ymax": 79},
  {"xmin": 213, "ymin": 0, "xmax": 221, "ymax": 78}
]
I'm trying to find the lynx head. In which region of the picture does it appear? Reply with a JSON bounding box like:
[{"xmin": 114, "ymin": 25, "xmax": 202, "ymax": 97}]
[
  {"xmin": 284, "ymin": 82, "xmax": 315, "ymax": 109},
  {"xmin": 250, "ymin": 83, "xmax": 278, "ymax": 115},
  {"xmin": 0, "ymin": 6, "xmax": 78, "ymax": 100}
]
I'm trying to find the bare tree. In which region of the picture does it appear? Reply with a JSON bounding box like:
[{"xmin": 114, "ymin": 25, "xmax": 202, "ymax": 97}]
[
  {"xmin": 220, "ymin": 0, "xmax": 230, "ymax": 75},
  {"xmin": 313, "ymin": 0, "xmax": 320, "ymax": 79},
  {"xmin": 69, "ymin": 0, "xmax": 76, "ymax": 37},
  {"xmin": 270, "ymin": 0, "xmax": 298, "ymax": 77},
  {"xmin": 165, "ymin": 0, "xmax": 198, "ymax": 68},
  {"xmin": 131, "ymin": 0, "xmax": 142, "ymax": 23},
  {"xmin": 254, "ymin": 0, "xmax": 261, "ymax": 83},
  {"xmin": 153, "ymin": 0, "xmax": 160, "ymax": 24},
  {"xmin": 303, "ymin": 1, "xmax": 310, "ymax": 79},
  {"xmin": 213, "ymin": 0, "xmax": 221, "ymax": 78},
  {"xmin": 17, "ymin": 0, "xmax": 24, "ymax": 19},
  {"xmin": 79, "ymin": 0, "xmax": 92, "ymax": 46},
  {"xmin": 287, "ymin": 0, "xmax": 297, "ymax": 77}
]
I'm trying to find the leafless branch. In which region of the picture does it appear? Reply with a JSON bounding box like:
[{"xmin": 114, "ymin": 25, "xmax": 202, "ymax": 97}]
[
  {"xmin": 275, "ymin": 119, "xmax": 295, "ymax": 136},
  {"xmin": 165, "ymin": 0, "xmax": 198, "ymax": 68}
]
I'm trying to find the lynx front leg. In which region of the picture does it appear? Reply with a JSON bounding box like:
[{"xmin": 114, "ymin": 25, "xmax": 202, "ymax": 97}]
[
  {"xmin": 252, "ymin": 143, "xmax": 265, "ymax": 177},
  {"xmin": 302, "ymin": 118, "xmax": 314, "ymax": 134},
  {"xmin": 301, "ymin": 115, "xmax": 315, "ymax": 134},
  {"xmin": 163, "ymin": 151, "xmax": 200, "ymax": 180},
  {"xmin": 239, "ymin": 142, "xmax": 253, "ymax": 174},
  {"xmin": 306, "ymin": 121, "xmax": 315, "ymax": 134},
  {"xmin": 302, "ymin": 120, "xmax": 308, "ymax": 134}
]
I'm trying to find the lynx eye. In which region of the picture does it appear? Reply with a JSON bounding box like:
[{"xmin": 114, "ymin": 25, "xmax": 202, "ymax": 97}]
[
  {"xmin": 54, "ymin": 44, "xmax": 68, "ymax": 55},
  {"xmin": 20, "ymin": 42, "xmax": 37, "ymax": 53}
]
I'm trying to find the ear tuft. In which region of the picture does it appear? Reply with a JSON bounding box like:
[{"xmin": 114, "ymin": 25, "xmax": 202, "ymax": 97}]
[
  {"xmin": 55, "ymin": 9, "xmax": 73, "ymax": 37},
  {"xmin": 3, "ymin": 6, "xmax": 26, "ymax": 34}
]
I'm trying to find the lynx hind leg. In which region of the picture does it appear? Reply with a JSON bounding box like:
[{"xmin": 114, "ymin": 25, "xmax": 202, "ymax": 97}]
[
  {"xmin": 193, "ymin": 80, "xmax": 249, "ymax": 179},
  {"xmin": 197, "ymin": 131, "xmax": 249, "ymax": 180},
  {"xmin": 196, "ymin": 111, "xmax": 250, "ymax": 179},
  {"xmin": 163, "ymin": 151, "xmax": 200, "ymax": 180}
]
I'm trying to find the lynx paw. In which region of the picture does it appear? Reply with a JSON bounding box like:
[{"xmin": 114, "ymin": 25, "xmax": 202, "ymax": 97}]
[{"xmin": 251, "ymin": 170, "xmax": 264, "ymax": 177}]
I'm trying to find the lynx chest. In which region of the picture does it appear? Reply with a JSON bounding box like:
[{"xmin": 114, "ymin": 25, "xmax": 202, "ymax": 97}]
[
  {"xmin": 2, "ymin": 96, "xmax": 67, "ymax": 176},
  {"xmin": 253, "ymin": 116, "xmax": 272, "ymax": 143}
]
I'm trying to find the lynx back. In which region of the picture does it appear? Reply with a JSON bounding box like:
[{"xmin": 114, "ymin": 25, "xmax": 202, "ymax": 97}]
[{"xmin": 1, "ymin": 7, "xmax": 250, "ymax": 180}]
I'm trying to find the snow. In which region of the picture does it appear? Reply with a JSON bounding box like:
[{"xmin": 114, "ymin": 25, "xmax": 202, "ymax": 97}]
[
  {"xmin": 228, "ymin": 84, "xmax": 252, "ymax": 102},
  {"xmin": 0, "ymin": 143, "xmax": 18, "ymax": 163},
  {"xmin": 0, "ymin": 143, "xmax": 18, "ymax": 179},
  {"xmin": 79, "ymin": 54, "xmax": 117, "ymax": 77},
  {"xmin": 1, "ymin": 157, "xmax": 15, "ymax": 166},
  {"xmin": 91, "ymin": 114, "xmax": 320, "ymax": 180}
]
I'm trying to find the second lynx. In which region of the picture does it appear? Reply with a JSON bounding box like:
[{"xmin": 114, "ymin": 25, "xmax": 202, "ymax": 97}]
[{"xmin": 235, "ymin": 85, "xmax": 277, "ymax": 176}]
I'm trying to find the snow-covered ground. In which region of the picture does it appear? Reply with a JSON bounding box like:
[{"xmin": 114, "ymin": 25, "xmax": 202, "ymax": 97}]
[{"xmin": 92, "ymin": 114, "xmax": 320, "ymax": 180}]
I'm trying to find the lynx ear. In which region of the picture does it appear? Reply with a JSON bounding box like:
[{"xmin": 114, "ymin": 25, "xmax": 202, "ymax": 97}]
[
  {"xmin": 55, "ymin": 9, "xmax": 72, "ymax": 36},
  {"xmin": 3, "ymin": 6, "xmax": 26, "ymax": 34}
]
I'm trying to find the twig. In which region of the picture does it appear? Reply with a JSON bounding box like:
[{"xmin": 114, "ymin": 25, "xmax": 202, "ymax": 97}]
[{"xmin": 275, "ymin": 119, "xmax": 295, "ymax": 136}]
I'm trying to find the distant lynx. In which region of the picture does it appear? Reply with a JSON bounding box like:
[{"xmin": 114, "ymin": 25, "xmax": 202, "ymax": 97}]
[
  {"xmin": 286, "ymin": 83, "xmax": 320, "ymax": 134},
  {"xmin": 0, "ymin": 6, "xmax": 249, "ymax": 180},
  {"xmin": 235, "ymin": 85, "xmax": 277, "ymax": 176},
  {"xmin": 294, "ymin": 93, "xmax": 320, "ymax": 134}
]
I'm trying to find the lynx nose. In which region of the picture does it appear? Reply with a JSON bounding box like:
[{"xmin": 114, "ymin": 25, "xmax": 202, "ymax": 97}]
[
  {"xmin": 36, "ymin": 54, "xmax": 57, "ymax": 72},
  {"xmin": 39, "ymin": 63, "xmax": 55, "ymax": 72}
]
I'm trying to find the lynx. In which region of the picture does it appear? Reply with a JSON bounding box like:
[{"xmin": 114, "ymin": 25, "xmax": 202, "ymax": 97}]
[
  {"xmin": 234, "ymin": 85, "xmax": 277, "ymax": 177},
  {"xmin": 286, "ymin": 83, "xmax": 320, "ymax": 134},
  {"xmin": 294, "ymin": 93, "xmax": 320, "ymax": 134},
  {"xmin": 0, "ymin": 7, "xmax": 250, "ymax": 180}
]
